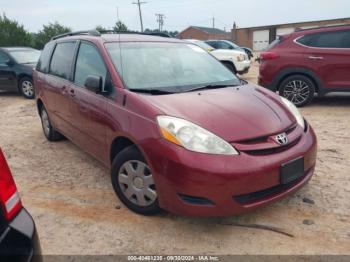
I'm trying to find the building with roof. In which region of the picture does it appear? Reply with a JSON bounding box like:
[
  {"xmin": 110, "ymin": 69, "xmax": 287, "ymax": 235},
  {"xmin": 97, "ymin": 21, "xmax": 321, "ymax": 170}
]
[
  {"xmin": 177, "ymin": 26, "xmax": 230, "ymax": 40},
  {"xmin": 232, "ymin": 17, "xmax": 350, "ymax": 51}
]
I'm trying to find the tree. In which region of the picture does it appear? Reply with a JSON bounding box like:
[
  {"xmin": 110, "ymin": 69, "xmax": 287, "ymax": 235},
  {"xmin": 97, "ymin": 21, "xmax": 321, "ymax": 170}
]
[
  {"xmin": 95, "ymin": 25, "xmax": 107, "ymax": 32},
  {"xmin": 0, "ymin": 14, "xmax": 32, "ymax": 46},
  {"xmin": 113, "ymin": 21, "xmax": 128, "ymax": 32},
  {"xmin": 34, "ymin": 22, "xmax": 71, "ymax": 49},
  {"xmin": 144, "ymin": 28, "xmax": 178, "ymax": 37}
]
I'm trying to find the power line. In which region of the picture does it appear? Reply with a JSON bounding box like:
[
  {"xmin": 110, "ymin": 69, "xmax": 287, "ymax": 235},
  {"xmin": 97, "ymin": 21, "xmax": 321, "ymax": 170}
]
[
  {"xmin": 132, "ymin": 0, "xmax": 147, "ymax": 32},
  {"xmin": 155, "ymin": 13, "xmax": 165, "ymax": 31}
]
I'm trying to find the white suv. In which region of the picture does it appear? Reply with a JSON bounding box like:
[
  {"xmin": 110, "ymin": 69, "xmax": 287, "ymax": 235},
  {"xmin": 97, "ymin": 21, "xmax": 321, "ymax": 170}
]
[{"xmin": 185, "ymin": 39, "xmax": 251, "ymax": 74}]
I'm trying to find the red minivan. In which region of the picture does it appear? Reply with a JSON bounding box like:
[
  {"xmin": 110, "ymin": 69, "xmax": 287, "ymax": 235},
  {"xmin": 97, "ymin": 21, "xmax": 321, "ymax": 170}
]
[
  {"xmin": 34, "ymin": 31, "xmax": 317, "ymax": 217},
  {"xmin": 259, "ymin": 25, "xmax": 350, "ymax": 106}
]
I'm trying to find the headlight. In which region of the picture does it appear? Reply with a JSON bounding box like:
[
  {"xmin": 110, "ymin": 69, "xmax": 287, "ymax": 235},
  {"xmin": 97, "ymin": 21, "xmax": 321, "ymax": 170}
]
[
  {"xmin": 236, "ymin": 54, "xmax": 245, "ymax": 62},
  {"xmin": 281, "ymin": 97, "xmax": 305, "ymax": 129},
  {"xmin": 157, "ymin": 116, "xmax": 239, "ymax": 155}
]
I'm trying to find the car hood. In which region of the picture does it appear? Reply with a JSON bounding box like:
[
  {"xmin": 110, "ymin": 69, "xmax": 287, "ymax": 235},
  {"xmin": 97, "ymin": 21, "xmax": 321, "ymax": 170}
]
[{"xmin": 141, "ymin": 85, "xmax": 296, "ymax": 142}]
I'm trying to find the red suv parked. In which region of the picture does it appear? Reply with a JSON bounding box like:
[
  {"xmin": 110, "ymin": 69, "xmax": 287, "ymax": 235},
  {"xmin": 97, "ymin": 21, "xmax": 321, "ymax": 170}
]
[
  {"xmin": 34, "ymin": 31, "xmax": 317, "ymax": 217},
  {"xmin": 259, "ymin": 25, "xmax": 350, "ymax": 106}
]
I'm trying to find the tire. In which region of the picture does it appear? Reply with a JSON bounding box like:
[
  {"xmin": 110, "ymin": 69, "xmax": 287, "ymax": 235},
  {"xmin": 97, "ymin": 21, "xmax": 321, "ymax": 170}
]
[
  {"xmin": 222, "ymin": 62, "xmax": 237, "ymax": 74},
  {"xmin": 39, "ymin": 105, "xmax": 63, "ymax": 141},
  {"xmin": 279, "ymin": 75, "xmax": 315, "ymax": 107},
  {"xmin": 111, "ymin": 146, "xmax": 161, "ymax": 215},
  {"xmin": 19, "ymin": 77, "xmax": 35, "ymax": 99}
]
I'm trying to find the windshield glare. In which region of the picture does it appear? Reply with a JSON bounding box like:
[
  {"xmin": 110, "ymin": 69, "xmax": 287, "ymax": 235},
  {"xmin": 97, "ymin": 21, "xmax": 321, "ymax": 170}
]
[
  {"xmin": 9, "ymin": 50, "xmax": 41, "ymax": 64},
  {"xmin": 106, "ymin": 42, "xmax": 240, "ymax": 92}
]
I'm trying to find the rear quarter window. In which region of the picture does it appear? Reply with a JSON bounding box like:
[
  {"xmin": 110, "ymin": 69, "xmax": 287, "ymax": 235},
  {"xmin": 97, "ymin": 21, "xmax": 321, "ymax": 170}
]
[
  {"xmin": 297, "ymin": 30, "xmax": 350, "ymax": 48},
  {"xmin": 49, "ymin": 42, "xmax": 76, "ymax": 80},
  {"xmin": 36, "ymin": 42, "xmax": 55, "ymax": 73}
]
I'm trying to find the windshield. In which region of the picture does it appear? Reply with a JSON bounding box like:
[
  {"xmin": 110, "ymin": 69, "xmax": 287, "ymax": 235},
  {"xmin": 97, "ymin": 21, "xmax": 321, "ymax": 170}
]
[
  {"xmin": 9, "ymin": 50, "xmax": 41, "ymax": 64},
  {"xmin": 227, "ymin": 41, "xmax": 241, "ymax": 49},
  {"xmin": 105, "ymin": 42, "xmax": 240, "ymax": 93}
]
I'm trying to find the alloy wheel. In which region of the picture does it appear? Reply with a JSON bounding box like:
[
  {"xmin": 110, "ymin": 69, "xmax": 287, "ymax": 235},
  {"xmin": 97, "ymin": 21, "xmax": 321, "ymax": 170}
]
[
  {"xmin": 22, "ymin": 80, "xmax": 34, "ymax": 97},
  {"xmin": 282, "ymin": 80, "xmax": 310, "ymax": 106}
]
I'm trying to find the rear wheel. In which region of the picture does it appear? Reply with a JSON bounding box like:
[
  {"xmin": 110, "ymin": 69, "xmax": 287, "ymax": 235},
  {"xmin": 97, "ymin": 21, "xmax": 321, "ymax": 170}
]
[
  {"xmin": 111, "ymin": 146, "xmax": 161, "ymax": 215},
  {"xmin": 279, "ymin": 75, "xmax": 315, "ymax": 107},
  {"xmin": 19, "ymin": 77, "xmax": 35, "ymax": 99},
  {"xmin": 40, "ymin": 106, "xmax": 63, "ymax": 141}
]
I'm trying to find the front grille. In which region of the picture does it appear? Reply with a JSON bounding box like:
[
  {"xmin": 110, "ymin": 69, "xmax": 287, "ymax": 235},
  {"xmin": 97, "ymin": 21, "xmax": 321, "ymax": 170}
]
[
  {"xmin": 233, "ymin": 173, "xmax": 307, "ymax": 204},
  {"xmin": 178, "ymin": 194, "xmax": 214, "ymax": 206},
  {"xmin": 238, "ymin": 124, "xmax": 297, "ymax": 145},
  {"xmin": 243, "ymin": 136, "xmax": 301, "ymax": 156}
]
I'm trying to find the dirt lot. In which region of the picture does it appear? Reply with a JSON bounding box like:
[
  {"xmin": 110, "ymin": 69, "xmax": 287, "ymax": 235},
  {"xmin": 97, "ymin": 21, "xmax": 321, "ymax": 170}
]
[{"xmin": 0, "ymin": 61, "xmax": 349, "ymax": 255}]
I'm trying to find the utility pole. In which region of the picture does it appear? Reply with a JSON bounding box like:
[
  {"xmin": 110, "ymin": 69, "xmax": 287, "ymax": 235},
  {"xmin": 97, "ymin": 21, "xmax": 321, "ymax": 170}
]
[
  {"xmin": 155, "ymin": 14, "xmax": 165, "ymax": 31},
  {"xmin": 212, "ymin": 17, "xmax": 215, "ymax": 29},
  {"xmin": 116, "ymin": 6, "xmax": 120, "ymax": 21},
  {"xmin": 132, "ymin": 0, "xmax": 146, "ymax": 32}
]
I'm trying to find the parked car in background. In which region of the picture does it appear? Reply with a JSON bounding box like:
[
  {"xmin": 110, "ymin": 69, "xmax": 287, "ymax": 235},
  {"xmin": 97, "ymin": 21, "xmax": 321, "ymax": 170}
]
[
  {"xmin": 0, "ymin": 148, "xmax": 41, "ymax": 261},
  {"xmin": 206, "ymin": 40, "xmax": 254, "ymax": 60},
  {"xmin": 0, "ymin": 47, "xmax": 41, "ymax": 99},
  {"xmin": 34, "ymin": 30, "xmax": 317, "ymax": 217},
  {"xmin": 259, "ymin": 25, "xmax": 350, "ymax": 106},
  {"xmin": 186, "ymin": 39, "xmax": 251, "ymax": 74}
]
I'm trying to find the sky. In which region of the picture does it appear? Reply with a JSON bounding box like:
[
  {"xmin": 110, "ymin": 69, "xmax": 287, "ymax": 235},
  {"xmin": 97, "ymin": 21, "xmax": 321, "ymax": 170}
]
[{"xmin": 1, "ymin": 0, "xmax": 350, "ymax": 33}]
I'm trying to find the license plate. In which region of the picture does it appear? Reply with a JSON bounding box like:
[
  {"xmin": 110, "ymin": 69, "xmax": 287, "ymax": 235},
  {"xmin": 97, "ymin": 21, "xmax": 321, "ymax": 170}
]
[{"xmin": 280, "ymin": 157, "xmax": 304, "ymax": 185}]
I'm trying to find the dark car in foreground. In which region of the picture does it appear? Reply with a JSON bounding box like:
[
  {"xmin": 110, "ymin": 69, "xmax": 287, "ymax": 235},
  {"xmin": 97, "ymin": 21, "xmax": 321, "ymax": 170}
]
[
  {"xmin": 34, "ymin": 30, "xmax": 317, "ymax": 217},
  {"xmin": 259, "ymin": 25, "xmax": 350, "ymax": 106},
  {"xmin": 0, "ymin": 47, "xmax": 41, "ymax": 99},
  {"xmin": 0, "ymin": 148, "xmax": 41, "ymax": 261}
]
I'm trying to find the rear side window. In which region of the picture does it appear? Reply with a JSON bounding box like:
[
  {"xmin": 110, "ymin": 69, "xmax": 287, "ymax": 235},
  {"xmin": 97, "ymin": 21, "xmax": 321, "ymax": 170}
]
[
  {"xmin": 297, "ymin": 30, "xmax": 350, "ymax": 48},
  {"xmin": 49, "ymin": 42, "xmax": 76, "ymax": 80},
  {"xmin": 74, "ymin": 42, "xmax": 107, "ymax": 90},
  {"xmin": 36, "ymin": 42, "xmax": 55, "ymax": 73}
]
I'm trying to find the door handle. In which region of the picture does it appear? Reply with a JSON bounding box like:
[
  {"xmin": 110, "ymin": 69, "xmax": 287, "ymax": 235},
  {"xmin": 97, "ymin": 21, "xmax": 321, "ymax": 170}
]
[
  {"xmin": 69, "ymin": 89, "xmax": 75, "ymax": 97},
  {"xmin": 308, "ymin": 56, "xmax": 324, "ymax": 60},
  {"xmin": 61, "ymin": 85, "xmax": 68, "ymax": 94}
]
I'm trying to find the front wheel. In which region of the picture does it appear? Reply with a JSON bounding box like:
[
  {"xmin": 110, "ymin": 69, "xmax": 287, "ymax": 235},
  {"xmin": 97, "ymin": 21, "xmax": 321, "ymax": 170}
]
[
  {"xmin": 111, "ymin": 146, "xmax": 161, "ymax": 215},
  {"xmin": 279, "ymin": 75, "xmax": 315, "ymax": 107},
  {"xmin": 19, "ymin": 77, "xmax": 35, "ymax": 99}
]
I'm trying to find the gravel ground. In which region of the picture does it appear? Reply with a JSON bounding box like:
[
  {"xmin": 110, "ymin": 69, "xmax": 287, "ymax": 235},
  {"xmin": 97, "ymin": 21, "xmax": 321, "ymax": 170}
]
[{"xmin": 0, "ymin": 61, "xmax": 349, "ymax": 255}]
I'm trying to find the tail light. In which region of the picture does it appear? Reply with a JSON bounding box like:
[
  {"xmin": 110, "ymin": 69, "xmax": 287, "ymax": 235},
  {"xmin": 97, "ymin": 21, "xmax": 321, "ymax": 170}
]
[
  {"xmin": 0, "ymin": 149, "xmax": 22, "ymax": 221},
  {"xmin": 260, "ymin": 52, "xmax": 279, "ymax": 61}
]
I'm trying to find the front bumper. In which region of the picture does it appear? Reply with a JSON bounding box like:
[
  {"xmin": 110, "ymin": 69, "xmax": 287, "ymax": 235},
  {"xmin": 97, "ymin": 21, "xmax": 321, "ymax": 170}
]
[
  {"xmin": 143, "ymin": 125, "xmax": 317, "ymax": 217},
  {"xmin": 0, "ymin": 209, "xmax": 42, "ymax": 262},
  {"xmin": 236, "ymin": 60, "xmax": 251, "ymax": 74}
]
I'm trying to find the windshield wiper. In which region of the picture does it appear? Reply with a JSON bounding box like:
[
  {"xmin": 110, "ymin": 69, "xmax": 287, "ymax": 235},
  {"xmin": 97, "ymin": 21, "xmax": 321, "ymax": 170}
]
[
  {"xmin": 129, "ymin": 88, "xmax": 174, "ymax": 95},
  {"xmin": 185, "ymin": 84, "xmax": 236, "ymax": 93}
]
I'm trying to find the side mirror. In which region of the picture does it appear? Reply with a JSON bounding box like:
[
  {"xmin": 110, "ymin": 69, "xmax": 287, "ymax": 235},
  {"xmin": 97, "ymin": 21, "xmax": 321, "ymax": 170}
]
[
  {"xmin": 4, "ymin": 59, "xmax": 13, "ymax": 66},
  {"xmin": 84, "ymin": 75, "xmax": 102, "ymax": 93}
]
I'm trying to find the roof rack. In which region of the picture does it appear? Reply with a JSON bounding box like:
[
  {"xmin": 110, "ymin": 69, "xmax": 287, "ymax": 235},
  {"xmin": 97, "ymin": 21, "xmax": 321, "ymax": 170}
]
[
  {"xmin": 99, "ymin": 30, "xmax": 172, "ymax": 38},
  {"xmin": 51, "ymin": 29, "xmax": 173, "ymax": 41},
  {"xmin": 295, "ymin": 23, "xmax": 350, "ymax": 32},
  {"xmin": 51, "ymin": 30, "xmax": 101, "ymax": 40}
]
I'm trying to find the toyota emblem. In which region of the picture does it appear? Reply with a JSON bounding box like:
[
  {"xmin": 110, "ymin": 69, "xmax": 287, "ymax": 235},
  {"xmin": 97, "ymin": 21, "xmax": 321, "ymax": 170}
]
[{"xmin": 275, "ymin": 133, "xmax": 288, "ymax": 145}]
